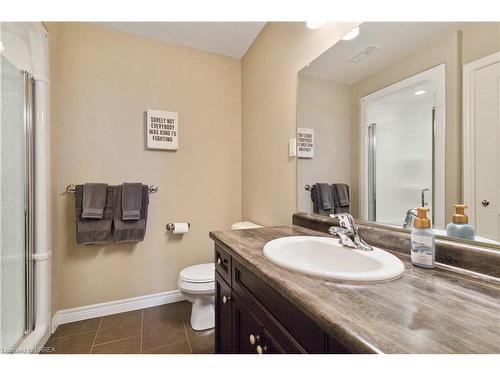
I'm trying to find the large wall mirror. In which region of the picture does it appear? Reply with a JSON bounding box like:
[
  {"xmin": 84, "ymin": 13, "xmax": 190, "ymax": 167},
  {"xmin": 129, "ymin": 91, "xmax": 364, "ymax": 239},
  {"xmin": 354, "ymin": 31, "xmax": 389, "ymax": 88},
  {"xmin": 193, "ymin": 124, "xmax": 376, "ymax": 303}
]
[{"xmin": 297, "ymin": 22, "xmax": 500, "ymax": 248}]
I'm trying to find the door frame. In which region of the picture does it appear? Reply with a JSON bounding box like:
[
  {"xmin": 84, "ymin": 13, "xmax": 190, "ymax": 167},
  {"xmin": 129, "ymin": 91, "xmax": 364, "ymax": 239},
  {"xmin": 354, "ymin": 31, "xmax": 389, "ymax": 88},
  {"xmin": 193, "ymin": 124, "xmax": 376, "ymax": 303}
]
[{"xmin": 463, "ymin": 51, "xmax": 500, "ymax": 227}]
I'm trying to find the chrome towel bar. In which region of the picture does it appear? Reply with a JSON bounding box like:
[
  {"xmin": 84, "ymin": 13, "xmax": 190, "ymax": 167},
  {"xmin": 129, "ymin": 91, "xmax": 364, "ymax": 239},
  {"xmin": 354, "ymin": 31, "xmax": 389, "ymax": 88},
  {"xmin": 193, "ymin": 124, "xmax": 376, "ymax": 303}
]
[{"xmin": 66, "ymin": 184, "xmax": 158, "ymax": 194}]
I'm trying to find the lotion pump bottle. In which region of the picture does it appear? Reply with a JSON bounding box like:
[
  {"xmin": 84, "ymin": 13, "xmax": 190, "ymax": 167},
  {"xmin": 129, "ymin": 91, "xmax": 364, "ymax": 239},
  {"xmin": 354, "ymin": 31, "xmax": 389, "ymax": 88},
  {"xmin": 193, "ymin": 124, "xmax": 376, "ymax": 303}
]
[
  {"xmin": 446, "ymin": 204, "xmax": 475, "ymax": 240},
  {"xmin": 410, "ymin": 207, "xmax": 435, "ymax": 268}
]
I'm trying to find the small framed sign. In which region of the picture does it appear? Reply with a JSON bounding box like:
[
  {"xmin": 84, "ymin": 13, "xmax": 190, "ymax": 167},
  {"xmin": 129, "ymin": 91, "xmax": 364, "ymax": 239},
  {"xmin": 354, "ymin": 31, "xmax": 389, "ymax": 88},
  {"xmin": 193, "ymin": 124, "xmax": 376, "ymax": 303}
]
[
  {"xmin": 146, "ymin": 109, "xmax": 179, "ymax": 150},
  {"xmin": 297, "ymin": 127, "xmax": 314, "ymax": 158}
]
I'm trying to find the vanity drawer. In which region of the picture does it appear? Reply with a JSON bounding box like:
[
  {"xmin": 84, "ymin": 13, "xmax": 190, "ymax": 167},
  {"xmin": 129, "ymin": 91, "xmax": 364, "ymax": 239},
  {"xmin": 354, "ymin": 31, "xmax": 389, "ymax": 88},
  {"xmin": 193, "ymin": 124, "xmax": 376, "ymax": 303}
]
[
  {"xmin": 232, "ymin": 257, "xmax": 325, "ymax": 353},
  {"xmin": 232, "ymin": 290, "xmax": 303, "ymax": 354},
  {"xmin": 214, "ymin": 243, "xmax": 232, "ymax": 284}
]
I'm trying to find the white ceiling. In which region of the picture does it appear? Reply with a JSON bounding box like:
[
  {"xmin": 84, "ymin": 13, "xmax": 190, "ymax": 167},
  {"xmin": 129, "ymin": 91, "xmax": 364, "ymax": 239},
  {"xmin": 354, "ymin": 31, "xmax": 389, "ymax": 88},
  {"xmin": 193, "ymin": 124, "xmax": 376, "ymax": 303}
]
[
  {"xmin": 300, "ymin": 22, "xmax": 467, "ymax": 85},
  {"xmin": 93, "ymin": 22, "xmax": 266, "ymax": 59}
]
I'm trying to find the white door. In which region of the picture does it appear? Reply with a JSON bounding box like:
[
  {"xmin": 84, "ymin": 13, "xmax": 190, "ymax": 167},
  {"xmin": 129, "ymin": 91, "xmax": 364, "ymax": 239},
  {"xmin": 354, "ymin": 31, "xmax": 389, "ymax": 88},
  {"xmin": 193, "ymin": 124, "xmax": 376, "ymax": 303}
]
[{"xmin": 474, "ymin": 60, "xmax": 500, "ymax": 241}]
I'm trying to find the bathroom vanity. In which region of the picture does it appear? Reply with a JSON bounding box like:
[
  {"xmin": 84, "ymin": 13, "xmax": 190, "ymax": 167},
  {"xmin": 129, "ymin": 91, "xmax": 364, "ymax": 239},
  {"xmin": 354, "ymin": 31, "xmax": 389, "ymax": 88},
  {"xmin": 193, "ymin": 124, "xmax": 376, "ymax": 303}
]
[
  {"xmin": 214, "ymin": 238, "xmax": 347, "ymax": 353},
  {"xmin": 210, "ymin": 215, "xmax": 500, "ymax": 354}
]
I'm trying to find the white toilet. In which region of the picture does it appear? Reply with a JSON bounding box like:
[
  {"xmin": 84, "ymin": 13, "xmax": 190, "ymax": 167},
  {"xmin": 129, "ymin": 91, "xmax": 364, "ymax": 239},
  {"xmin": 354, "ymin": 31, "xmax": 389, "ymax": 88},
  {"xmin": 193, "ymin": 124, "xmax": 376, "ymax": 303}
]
[{"xmin": 178, "ymin": 221, "xmax": 262, "ymax": 330}]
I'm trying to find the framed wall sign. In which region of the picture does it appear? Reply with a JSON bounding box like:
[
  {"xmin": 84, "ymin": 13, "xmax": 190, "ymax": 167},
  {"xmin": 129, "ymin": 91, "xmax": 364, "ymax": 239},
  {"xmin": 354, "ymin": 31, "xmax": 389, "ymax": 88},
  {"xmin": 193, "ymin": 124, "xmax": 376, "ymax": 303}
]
[
  {"xmin": 297, "ymin": 127, "xmax": 314, "ymax": 158},
  {"xmin": 146, "ymin": 109, "xmax": 179, "ymax": 150}
]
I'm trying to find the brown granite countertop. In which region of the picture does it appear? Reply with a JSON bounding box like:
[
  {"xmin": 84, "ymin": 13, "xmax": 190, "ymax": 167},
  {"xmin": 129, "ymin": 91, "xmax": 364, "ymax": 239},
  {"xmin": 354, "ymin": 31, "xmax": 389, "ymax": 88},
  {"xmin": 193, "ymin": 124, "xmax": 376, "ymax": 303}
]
[{"xmin": 209, "ymin": 225, "xmax": 500, "ymax": 354}]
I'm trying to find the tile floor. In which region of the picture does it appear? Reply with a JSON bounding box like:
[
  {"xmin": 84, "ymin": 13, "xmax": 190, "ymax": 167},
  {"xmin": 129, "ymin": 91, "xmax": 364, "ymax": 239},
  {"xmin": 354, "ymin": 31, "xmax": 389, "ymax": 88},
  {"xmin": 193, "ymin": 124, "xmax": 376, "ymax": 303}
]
[{"xmin": 42, "ymin": 301, "xmax": 214, "ymax": 354}]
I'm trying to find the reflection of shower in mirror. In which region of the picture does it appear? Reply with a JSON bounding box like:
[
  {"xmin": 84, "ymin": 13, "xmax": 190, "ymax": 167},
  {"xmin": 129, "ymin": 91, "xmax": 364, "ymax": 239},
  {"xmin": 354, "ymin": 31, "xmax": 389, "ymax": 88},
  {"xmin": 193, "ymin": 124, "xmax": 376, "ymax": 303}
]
[{"xmin": 359, "ymin": 65, "xmax": 445, "ymax": 229}]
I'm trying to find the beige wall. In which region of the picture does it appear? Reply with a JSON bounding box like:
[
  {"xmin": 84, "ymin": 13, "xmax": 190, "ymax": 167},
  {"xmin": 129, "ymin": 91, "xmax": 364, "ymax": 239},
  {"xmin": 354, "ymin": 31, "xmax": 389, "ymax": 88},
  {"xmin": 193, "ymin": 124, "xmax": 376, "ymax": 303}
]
[
  {"xmin": 297, "ymin": 74, "xmax": 351, "ymax": 212},
  {"xmin": 461, "ymin": 22, "xmax": 500, "ymax": 65},
  {"xmin": 48, "ymin": 23, "xmax": 242, "ymax": 311},
  {"xmin": 241, "ymin": 22, "xmax": 359, "ymax": 226}
]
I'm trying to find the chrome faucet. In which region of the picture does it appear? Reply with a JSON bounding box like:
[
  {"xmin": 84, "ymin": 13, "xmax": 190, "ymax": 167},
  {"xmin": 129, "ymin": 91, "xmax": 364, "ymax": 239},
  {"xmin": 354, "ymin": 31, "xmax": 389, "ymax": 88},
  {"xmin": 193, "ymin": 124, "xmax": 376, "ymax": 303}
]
[
  {"xmin": 328, "ymin": 213, "xmax": 373, "ymax": 251},
  {"xmin": 403, "ymin": 208, "xmax": 417, "ymax": 230}
]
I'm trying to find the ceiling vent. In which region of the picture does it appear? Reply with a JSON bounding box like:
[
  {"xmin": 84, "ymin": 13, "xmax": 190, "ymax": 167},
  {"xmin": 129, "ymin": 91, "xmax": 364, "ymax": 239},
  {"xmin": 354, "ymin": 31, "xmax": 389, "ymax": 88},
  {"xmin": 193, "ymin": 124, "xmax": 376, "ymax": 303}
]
[{"xmin": 349, "ymin": 45, "xmax": 380, "ymax": 63}]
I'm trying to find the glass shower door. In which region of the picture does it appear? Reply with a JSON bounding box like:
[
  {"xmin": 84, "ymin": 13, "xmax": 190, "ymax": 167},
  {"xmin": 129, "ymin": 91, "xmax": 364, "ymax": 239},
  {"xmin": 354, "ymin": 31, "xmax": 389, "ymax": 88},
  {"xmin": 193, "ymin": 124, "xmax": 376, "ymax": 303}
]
[{"xmin": 0, "ymin": 54, "xmax": 34, "ymax": 352}]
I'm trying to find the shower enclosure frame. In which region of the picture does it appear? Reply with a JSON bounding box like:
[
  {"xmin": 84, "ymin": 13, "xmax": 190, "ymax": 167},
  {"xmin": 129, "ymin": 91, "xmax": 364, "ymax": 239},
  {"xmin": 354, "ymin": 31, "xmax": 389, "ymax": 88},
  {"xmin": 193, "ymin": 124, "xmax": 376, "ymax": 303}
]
[
  {"xmin": 359, "ymin": 64, "xmax": 446, "ymax": 229},
  {"xmin": 1, "ymin": 22, "xmax": 51, "ymax": 353},
  {"xmin": 23, "ymin": 70, "xmax": 35, "ymax": 337},
  {"xmin": 367, "ymin": 123, "xmax": 376, "ymax": 221}
]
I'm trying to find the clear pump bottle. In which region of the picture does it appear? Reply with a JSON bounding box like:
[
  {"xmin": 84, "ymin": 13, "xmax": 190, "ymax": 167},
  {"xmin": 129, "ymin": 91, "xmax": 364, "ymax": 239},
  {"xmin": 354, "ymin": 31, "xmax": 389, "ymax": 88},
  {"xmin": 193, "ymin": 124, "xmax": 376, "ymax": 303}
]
[{"xmin": 410, "ymin": 207, "xmax": 435, "ymax": 268}]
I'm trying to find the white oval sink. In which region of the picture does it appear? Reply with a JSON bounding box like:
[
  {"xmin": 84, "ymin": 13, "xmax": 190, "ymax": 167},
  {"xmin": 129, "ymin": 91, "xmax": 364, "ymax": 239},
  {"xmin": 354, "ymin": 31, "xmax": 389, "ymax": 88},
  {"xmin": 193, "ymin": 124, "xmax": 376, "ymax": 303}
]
[{"xmin": 263, "ymin": 236, "xmax": 404, "ymax": 282}]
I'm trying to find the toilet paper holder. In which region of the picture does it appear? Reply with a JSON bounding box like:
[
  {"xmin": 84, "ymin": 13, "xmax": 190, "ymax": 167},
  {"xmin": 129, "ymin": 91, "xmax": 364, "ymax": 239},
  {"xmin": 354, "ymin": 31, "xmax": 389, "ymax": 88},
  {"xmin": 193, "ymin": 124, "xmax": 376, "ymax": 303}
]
[{"xmin": 166, "ymin": 223, "xmax": 191, "ymax": 231}]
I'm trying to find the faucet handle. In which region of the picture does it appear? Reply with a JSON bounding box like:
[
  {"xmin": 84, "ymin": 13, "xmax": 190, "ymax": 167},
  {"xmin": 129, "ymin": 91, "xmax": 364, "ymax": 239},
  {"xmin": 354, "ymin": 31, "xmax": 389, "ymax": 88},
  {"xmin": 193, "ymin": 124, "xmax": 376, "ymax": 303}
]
[
  {"xmin": 328, "ymin": 226, "xmax": 347, "ymax": 236},
  {"xmin": 328, "ymin": 225, "xmax": 356, "ymax": 249},
  {"xmin": 330, "ymin": 213, "xmax": 356, "ymax": 232},
  {"xmin": 329, "ymin": 213, "xmax": 373, "ymax": 251}
]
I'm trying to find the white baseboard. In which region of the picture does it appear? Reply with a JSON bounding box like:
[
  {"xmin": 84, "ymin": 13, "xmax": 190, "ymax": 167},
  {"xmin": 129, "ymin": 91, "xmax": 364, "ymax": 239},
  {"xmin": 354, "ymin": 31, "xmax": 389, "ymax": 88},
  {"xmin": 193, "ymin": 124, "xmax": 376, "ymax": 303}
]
[{"xmin": 51, "ymin": 289, "xmax": 186, "ymax": 333}]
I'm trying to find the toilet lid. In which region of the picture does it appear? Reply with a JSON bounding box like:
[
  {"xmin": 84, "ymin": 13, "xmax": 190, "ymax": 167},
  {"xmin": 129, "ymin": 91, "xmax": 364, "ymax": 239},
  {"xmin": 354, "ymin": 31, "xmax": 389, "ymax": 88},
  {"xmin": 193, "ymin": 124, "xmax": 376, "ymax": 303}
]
[
  {"xmin": 180, "ymin": 263, "xmax": 215, "ymax": 283},
  {"xmin": 231, "ymin": 221, "xmax": 262, "ymax": 230}
]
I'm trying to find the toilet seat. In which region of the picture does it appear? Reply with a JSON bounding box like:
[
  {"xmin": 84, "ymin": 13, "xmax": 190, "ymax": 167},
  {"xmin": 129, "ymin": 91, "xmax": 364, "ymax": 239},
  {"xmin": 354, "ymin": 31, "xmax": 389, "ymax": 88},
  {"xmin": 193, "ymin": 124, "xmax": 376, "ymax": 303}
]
[
  {"xmin": 178, "ymin": 279, "xmax": 215, "ymax": 295},
  {"xmin": 179, "ymin": 263, "xmax": 214, "ymax": 283},
  {"xmin": 178, "ymin": 263, "xmax": 215, "ymax": 298},
  {"xmin": 231, "ymin": 221, "xmax": 262, "ymax": 230}
]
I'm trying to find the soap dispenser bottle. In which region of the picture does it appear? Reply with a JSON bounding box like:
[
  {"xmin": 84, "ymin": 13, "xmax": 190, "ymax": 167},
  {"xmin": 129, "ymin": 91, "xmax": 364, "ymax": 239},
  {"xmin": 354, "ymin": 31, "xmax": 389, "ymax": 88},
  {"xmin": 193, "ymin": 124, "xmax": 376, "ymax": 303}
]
[
  {"xmin": 446, "ymin": 204, "xmax": 475, "ymax": 240},
  {"xmin": 410, "ymin": 207, "xmax": 435, "ymax": 268}
]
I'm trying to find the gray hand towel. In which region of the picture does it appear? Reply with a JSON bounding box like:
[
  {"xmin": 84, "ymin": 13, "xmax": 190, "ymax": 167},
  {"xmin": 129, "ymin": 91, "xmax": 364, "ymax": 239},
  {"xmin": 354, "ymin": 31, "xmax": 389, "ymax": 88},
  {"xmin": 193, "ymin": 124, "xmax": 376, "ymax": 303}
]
[
  {"xmin": 333, "ymin": 183, "xmax": 350, "ymax": 214},
  {"xmin": 311, "ymin": 185, "xmax": 319, "ymax": 214},
  {"xmin": 75, "ymin": 185, "xmax": 113, "ymax": 244},
  {"xmin": 318, "ymin": 183, "xmax": 334, "ymax": 210},
  {"xmin": 122, "ymin": 182, "xmax": 142, "ymax": 220},
  {"xmin": 82, "ymin": 183, "xmax": 108, "ymax": 219},
  {"xmin": 114, "ymin": 185, "xmax": 149, "ymax": 243},
  {"xmin": 311, "ymin": 183, "xmax": 334, "ymax": 215}
]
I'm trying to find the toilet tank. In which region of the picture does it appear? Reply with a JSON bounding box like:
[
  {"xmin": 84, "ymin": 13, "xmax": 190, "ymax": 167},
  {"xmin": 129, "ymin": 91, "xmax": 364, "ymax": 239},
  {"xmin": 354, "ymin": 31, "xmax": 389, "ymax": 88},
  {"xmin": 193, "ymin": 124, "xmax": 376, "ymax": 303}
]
[{"xmin": 231, "ymin": 221, "xmax": 263, "ymax": 230}]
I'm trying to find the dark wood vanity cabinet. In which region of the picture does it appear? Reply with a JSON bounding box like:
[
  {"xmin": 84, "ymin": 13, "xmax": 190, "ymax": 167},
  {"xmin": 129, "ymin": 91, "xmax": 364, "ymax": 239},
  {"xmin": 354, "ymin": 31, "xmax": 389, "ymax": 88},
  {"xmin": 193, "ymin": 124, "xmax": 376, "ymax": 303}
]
[
  {"xmin": 215, "ymin": 274, "xmax": 232, "ymax": 353},
  {"xmin": 231, "ymin": 292, "xmax": 293, "ymax": 354},
  {"xmin": 214, "ymin": 243, "xmax": 351, "ymax": 354}
]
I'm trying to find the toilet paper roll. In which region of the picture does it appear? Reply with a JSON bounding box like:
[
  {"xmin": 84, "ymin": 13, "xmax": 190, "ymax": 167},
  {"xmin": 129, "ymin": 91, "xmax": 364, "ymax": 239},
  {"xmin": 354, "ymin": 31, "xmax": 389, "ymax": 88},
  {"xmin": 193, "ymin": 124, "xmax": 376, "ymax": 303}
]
[{"xmin": 172, "ymin": 222, "xmax": 190, "ymax": 234}]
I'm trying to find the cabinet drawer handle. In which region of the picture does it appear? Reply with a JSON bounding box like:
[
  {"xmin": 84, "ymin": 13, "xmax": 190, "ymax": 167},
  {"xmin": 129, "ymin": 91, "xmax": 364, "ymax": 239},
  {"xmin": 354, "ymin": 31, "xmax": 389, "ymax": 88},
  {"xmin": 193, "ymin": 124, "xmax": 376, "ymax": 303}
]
[
  {"xmin": 256, "ymin": 344, "xmax": 267, "ymax": 354},
  {"xmin": 222, "ymin": 295, "xmax": 231, "ymax": 304},
  {"xmin": 217, "ymin": 257, "xmax": 226, "ymax": 265},
  {"xmin": 249, "ymin": 334, "xmax": 260, "ymax": 346}
]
